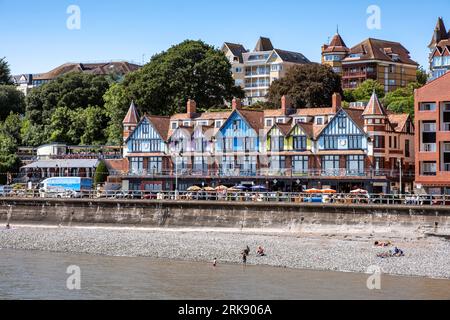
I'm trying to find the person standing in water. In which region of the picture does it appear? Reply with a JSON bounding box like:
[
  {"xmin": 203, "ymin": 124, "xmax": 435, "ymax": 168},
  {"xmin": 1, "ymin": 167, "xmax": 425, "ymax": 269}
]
[
  {"xmin": 213, "ymin": 258, "xmax": 217, "ymax": 267},
  {"xmin": 242, "ymin": 252, "xmax": 247, "ymax": 265}
]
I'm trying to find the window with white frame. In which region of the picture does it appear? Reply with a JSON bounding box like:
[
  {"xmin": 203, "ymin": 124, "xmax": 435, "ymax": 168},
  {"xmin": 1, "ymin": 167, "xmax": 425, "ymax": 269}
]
[{"xmin": 265, "ymin": 118, "xmax": 274, "ymax": 127}]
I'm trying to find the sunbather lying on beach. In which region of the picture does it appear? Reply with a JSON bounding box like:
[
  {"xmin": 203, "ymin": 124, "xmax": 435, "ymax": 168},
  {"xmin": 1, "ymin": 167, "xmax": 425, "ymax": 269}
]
[
  {"xmin": 374, "ymin": 241, "xmax": 392, "ymax": 247},
  {"xmin": 377, "ymin": 247, "xmax": 404, "ymax": 258}
]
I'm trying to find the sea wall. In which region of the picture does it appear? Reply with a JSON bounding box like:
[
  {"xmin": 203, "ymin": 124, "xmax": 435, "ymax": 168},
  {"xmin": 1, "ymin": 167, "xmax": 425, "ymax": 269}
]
[{"xmin": 1, "ymin": 198, "xmax": 449, "ymax": 233}]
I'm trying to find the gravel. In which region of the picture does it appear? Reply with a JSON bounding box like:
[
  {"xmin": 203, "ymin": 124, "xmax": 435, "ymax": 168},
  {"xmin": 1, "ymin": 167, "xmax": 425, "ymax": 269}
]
[{"xmin": 1, "ymin": 225, "xmax": 449, "ymax": 279}]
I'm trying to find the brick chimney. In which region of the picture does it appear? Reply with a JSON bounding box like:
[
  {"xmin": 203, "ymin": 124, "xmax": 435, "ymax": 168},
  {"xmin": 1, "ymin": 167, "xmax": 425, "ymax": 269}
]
[
  {"xmin": 187, "ymin": 99, "xmax": 197, "ymax": 116},
  {"xmin": 332, "ymin": 93, "xmax": 342, "ymax": 113},
  {"xmin": 232, "ymin": 98, "xmax": 242, "ymax": 111},
  {"xmin": 281, "ymin": 95, "xmax": 292, "ymax": 115}
]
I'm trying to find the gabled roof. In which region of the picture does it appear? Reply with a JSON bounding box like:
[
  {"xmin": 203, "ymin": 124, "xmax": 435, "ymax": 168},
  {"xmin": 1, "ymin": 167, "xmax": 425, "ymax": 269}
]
[
  {"xmin": 268, "ymin": 121, "xmax": 293, "ymax": 136},
  {"xmin": 223, "ymin": 43, "xmax": 248, "ymax": 63},
  {"xmin": 238, "ymin": 109, "xmax": 264, "ymax": 132},
  {"xmin": 292, "ymin": 122, "xmax": 315, "ymax": 139},
  {"xmin": 362, "ymin": 92, "xmax": 387, "ymax": 116},
  {"xmin": 254, "ymin": 37, "xmax": 274, "ymax": 52},
  {"xmin": 295, "ymin": 108, "xmax": 334, "ymax": 117},
  {"xmin": 343, "ymin": 38, "xmax": 418, "ymax": 66},
  {"xmin": 123, "ymin": 101, "xmax": 139, "ymax": 124},
  {"xmin": 315, "ymin": 108, "xmax": 367, "ymax": 140},
  {"xmin": 388, "ymin": 113, "xmax": 410, "ymax": 132},
  {"xmin": 146, "ymin": 115, "xmax": 171, "ymax": 141}
]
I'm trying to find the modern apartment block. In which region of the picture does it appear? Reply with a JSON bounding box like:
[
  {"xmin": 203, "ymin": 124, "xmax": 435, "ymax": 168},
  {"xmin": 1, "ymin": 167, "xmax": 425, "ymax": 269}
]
[
  {"xmin": 415, "ymin": 71, "xmax": 450, "ymax": 194},
  {"xmin": 322, "ymin": 34, "xmax": 418, "ymax": 92},
  {"xmin": 222, "ymin": 37, "xmax": 310, "ymax": 105},
  {"xmin": 12, "ymin": 61, "xmax": 141, "ymax": 95},
  {"xmin": 428, "ymin": 17, "xmax": 450, "ymax": 80},
  {"xmin": 109, "ymin": 93, "xmax": 414, "ymax": 194}
]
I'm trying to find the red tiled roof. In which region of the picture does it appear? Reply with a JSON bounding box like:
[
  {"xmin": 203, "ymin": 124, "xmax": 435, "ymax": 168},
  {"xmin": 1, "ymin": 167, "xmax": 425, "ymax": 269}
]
[
  {"xmin": 238, "ymin": 109, "xmax": 264, "ymax": 132},
  {"xmin": 123, "ymin": 101, "xmax": 139, "ymax": 124},
  {"xmin": 388, "ymin": 113, "xmax": 410, "ymax": 132},
  {"xmin": 323, "ymin": 33, "xmax": 349, "ymax": 53},
  {"xmin": 362, "ymin": 92, "xmax": 387, "ymax": 116},
  {"xmin": 145, "ymin": 115, "xmax": 171, "ymax": 141},
  {"xmin": 343, "ymin": 38, "xmax": 418, "ymax": 66},
  {"xmin": 295, "ymin": 108, "xmax": 334, "ymax": 116}
]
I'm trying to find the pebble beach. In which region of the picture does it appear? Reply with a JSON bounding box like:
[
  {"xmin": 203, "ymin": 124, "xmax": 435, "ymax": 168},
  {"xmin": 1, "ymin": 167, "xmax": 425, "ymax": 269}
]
[{"xmin": 1, "ymin": 224, "xmax": 449, "ymax": 280}]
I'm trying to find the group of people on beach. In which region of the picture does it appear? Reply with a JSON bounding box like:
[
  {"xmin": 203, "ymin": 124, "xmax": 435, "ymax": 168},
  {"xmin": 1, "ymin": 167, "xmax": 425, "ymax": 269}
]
[
  {"xmin": 374, "ymin": 240, "xmax": 405, "ymax": 258},
  {"xmin": 212, "ymin": 245, "xmax": 266, "ymax": 267}
]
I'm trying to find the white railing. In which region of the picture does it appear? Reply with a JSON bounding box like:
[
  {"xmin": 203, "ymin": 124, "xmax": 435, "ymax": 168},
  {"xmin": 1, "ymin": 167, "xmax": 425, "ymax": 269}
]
[{"xmin": 422, "ymin": 143, "xmax": 437, "ymax": 152}]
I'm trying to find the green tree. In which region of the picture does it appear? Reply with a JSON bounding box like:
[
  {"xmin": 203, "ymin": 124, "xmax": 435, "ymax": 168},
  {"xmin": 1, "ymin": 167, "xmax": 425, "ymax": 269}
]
[
  {"xmin": 117, "ymin": 40, "xmax": 243, "ymax": 116},
  {"xmin": 0, "ymin": 57, "xmax": 12, "ymax": 85},
  {"xmin": 94, "ymin": 160, "xmax": 109, "ymax": 185},
  {"xmin": 103, "ymin": 83, "xmax": 130, "ymax": 145},
  {"xmin": 25, "ymin": 72, "xmax": 110, "ymax": 126},
  {"xmin": 383, "ymin": 82, "xmax": 421, "ymax": 117},
  {"xmin": 80, "ymin": 106, "xmax": 108, "ymax": 145},
  {"xmin": 416, "ymin": 67, "xmax": 429, "ymax": 86},
  {"xmin": 351, "ymin": 80, "xmax": 385, "ymax": 101},
  {"xmin": 0, "ymin": 131, "xmax": 20, "ymax": 185},
  {"xmin": 2, "ymin": 112, "xmax": 23, "ymax": 143},
  {"xmin": 267, "ymin": 64, "xmax": 342, "ymax": 108},
  {"xmin": 0, "ymin": 85, "xmax": 25, "ymax": 120}
]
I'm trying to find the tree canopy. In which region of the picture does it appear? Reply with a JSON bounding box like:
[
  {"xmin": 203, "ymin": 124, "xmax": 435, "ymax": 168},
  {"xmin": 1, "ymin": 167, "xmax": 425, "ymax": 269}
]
[
  {"xmin": 0, "ymin": 57, "xmax": 12, "ymax": 85},
  {"xmin": 267, "ymin": 64, "xmax": 342, "ymax": 108},
  {"xmin": 0, "ymin": 85, "xmax": 25, "ymax": 121},
  {"xmin": 25, "ymin": 72, "xmax": 110, "ymax": 126},
  {"xmin": 383, "ymin": 82, "xmax": 422, "ymax": 118},
  {"xmin": 345, "ymin": 79, "xmax": 385, "ymax": 102}
]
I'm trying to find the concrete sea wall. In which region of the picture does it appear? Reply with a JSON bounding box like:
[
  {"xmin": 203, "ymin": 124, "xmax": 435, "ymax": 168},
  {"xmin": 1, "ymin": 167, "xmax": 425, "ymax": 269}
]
[{"xmin": 1, "ymin": 198, "xmax": 450, "ymax": 234}]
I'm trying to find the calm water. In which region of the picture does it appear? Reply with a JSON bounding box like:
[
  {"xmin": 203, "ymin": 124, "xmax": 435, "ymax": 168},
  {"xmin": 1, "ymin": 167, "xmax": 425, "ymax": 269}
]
[{"xmin": 0, "ymin": 249, "xmax": 449, "ymax": 300}]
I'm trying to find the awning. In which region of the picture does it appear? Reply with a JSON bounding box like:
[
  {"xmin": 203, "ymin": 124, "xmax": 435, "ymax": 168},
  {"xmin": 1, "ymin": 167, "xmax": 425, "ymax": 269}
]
[{"xmin": 21, "ymin": 159, "xmax": 100, "ymax": 169}]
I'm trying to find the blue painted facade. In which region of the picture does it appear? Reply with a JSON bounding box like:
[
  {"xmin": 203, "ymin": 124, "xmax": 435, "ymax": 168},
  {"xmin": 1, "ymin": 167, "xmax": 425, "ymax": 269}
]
[
  {"xmin": 216, "ymin": 111, "xmax": 260, "ymax": 153},
  {"xmin": 126, "ymin": 117, "xmax": 166, "ymax": 154},
  {"xmin": 318, "ymin": 109, "xmax": 367, "ymax": 151}
]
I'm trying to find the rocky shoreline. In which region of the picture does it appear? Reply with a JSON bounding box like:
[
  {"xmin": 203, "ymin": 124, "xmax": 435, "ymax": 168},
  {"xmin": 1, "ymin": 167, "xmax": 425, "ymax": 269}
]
[{"xmin": 1, "ymin": 224, "xmax": 449, "ymax": 280}]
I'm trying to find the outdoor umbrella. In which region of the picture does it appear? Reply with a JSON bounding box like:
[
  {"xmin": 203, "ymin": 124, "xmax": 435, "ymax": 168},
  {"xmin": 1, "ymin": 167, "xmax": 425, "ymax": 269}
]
[
  {"xmin": 215, "ymin": 185, "xmax": 228, "ymax": 191},
  {"xmin": 227, "ymin": 187, "xmax": 240, "ymax": 192},
  {"xmin": 251, "ymin": 185, "xmax": 267, "ymax": 191},
  {"xmin": 350, "ymin": 188, "xmax": 368, "ymax": 194},
  {"xmin": 187, "ymin": 186, "xmax": 202, "ymax": 192},
  {"xmin": 233, "ymin": 185, "xmax": 248, "ymax": 190},
  {"xmin": 321, "ymin": 188, "xmax": 337, "ymax": 194},
  {"xmin": 304, "ymin": 188, "xmax": 322, "ymax": 194},
  {"xmin": 203, "ymin": 187, "xmax": 216, "ymax": 192}
]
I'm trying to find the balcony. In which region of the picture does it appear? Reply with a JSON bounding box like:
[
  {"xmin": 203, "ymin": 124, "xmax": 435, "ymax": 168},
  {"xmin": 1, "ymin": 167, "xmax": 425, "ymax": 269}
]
[
  {"xmin": 442, "ymin": 123, "xmax": 450, "ymax": 131},
  {"xmin": 342, "ymin": 71, "xmax": 376, "ymax": 78},
  {"xmin": 421, "ymin": 143, "xmax": 437, "ymax": 152}
]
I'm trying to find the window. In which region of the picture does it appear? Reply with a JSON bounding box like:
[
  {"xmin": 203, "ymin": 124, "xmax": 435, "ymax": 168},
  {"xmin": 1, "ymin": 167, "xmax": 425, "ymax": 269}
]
[
  {"xmin": 292, "ymin": 156, "xmax": 308, "ymax": 174},
  {"xmin": 270, "ymin": 136, "xmax": 284, "ymax": 151},
  {"xmin": 235, "ymin": 67, "xmax": 242, "ymax": 73},
  {"xmin": 244, "ymin": 137, "xmax": 255, "ymax": 152},
  {"xmin": 232, "ymin": 120, "xmax": 240, "ymax": 131},
  {"xmin": 388, "ymin": 79, "xmax": 396, "ymax": 86},
  {"xmin": 421, "ymin": 162, "xmax": 437, "ymax": 176},
  {"xmin": 405, "ymin": 140, "xmax": 410, "ymax": 158},
  {"xmin": 269, "ymin": 156, "xmax": 286, "ymax": 170},
  {"xmin": 394, "ymin": 136, "xmax": 398, "ymax": 149},
  {"xmin": 419, "ymin": 103, "xmax": 436, "ymax": 111},
  {"xmin": 197, "ymin": 120, "xmax": 208, "ymax": 126},
  {"xmin": 276, "ymin": 118, "xmax": 285, "ymax": 124},
  {"xmin": 265, "ymin": 118, "xmax": 273, "ymax": 127},
  {"xmin": 422, "ymin": 121, "xmax": 436, "ymax": 132},
  {"xmin": 295, "ymin": 118, "xmax": 306, "ymax": 124},
  {"xmin": 171, "ymin": 122, "xmax": 178, "ymax": 130},
  {"xmin": 147, "ymin": 157, "xmax": 162, "ymax": 174},
  {"xmin": 348, "ymin": 136, "xmax": 362, "ymax": 150},
  {"xmin": 215, "ymin": 120, "xmax": 223, "ymax": 128},
  {"xmin": 373, "ymin": 136, "xmax": 385, "ymax": 148},
  {"xmin": 338, "ymin": 115, "xmax": 346, "ymax": 128},
  {"xmin": 293, "ymin": 136, "xmax": 307, "ymax": 150},
  {"xmin": 193, "ymin": 156, "xmax": 208, "ymax": 173},
  {"xmin": 346, "ymin": 155, "xmax": 364, "ymax": 174},
  {"xmin": 130, "ymin": 157, "xmax": 144, "ymax": 174},
  {"xmin": 142, "ymin": 124, "xmax": 149, "ymax": 134},
  {"xmin": 183, "ymin": 121, "xmax": 191, "ymax": 127},
  {"xmin": 389, "ymin": 136, "xmax": 392, "ymax": 148},
  {"xmin": 316, "ymin": 117, "xmax": 324, "ymax": 125},
  {"xmin": 323, "ymin": 136, "xmax": 338, "ymax": 150},
  {"xmin": 389, "ymin": 65, "xmax": 395, "ymax": 73},
  {"xmin": 321, "ymin": 156, "xmax": 340, "ymax": 174}
]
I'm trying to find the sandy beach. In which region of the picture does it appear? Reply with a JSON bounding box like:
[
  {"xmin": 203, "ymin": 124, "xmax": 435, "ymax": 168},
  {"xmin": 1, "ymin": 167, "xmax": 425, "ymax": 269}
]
[{"xmin": 1, "ymin": 223, "xmax": 449, "ymax": 280}]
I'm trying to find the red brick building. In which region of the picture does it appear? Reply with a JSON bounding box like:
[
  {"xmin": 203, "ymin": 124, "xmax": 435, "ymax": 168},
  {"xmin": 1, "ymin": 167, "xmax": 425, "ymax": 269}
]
[{"xmin": 415, "ymin": 71, "xmax": 450, "ymax": 194}]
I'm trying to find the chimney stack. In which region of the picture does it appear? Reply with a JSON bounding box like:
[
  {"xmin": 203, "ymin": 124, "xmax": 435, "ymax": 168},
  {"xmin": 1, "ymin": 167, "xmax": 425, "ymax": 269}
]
[
  {"xmin": 332, "ymin": 93, "xmax": 342, "ymax": 113},
  {"xmin": 187, "ymin": 99, "xmax": 197, "ymax": 116},
  {"xmin": 281, "ymin": 95, "xmax": 292, "ymax": 115},
  {"xmin": 232, "ymin": 98, "xmax": 242, "ymax": 111}
]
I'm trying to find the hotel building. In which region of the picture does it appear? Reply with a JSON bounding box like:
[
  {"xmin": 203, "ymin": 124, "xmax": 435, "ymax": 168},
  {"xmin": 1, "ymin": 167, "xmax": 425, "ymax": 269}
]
[
  {"xmin": 222, "ymin": 37, "xmax": 310, "ymax": 105},
  {"xmin": 322, "ymin": 34, "xmax": 418, "ymax": 92},
  {"xmin": 415, "ymin": 71, "xmax": 450, "ymax": 194},
  {"xmin": 109, "ymin": 93, "xmax": 414, "ymax": 194}
]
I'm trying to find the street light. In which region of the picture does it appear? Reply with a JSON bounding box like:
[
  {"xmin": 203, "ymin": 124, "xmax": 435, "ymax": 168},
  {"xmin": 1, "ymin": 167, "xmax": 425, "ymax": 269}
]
[{"xmin": 398, "ymin": 158, "xmax": 402, "ymax": 195}]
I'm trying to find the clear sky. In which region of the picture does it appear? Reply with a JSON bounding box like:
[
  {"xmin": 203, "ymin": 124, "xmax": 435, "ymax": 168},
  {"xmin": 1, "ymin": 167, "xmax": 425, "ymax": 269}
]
[{"xmin": 1, "ymin": 0, "xmax": 449, "ymax": 75}]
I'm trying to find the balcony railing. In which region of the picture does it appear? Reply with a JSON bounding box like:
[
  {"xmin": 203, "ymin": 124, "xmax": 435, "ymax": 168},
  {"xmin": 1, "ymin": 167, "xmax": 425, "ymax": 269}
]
[
  {"xmin": 112, "ymin": 168, "xmax": 414, "ymax": 179},
  {"xmin": 442, "ymin": 123, "xmax": 450, "ymax": 131}
]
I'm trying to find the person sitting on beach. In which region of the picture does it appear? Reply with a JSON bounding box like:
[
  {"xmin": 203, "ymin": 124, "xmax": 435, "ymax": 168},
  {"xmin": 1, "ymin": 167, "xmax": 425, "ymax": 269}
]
[
  {"xmin": 392, "ymin": 247, "xmax": 404, "ymax": 257},
  {"xmin": 256, "ymin": 246, "xmax": 265, "ymax": 257},
  {"xmin": 374, "ymin": 241, "xmax": 392, "ymax": 247}
]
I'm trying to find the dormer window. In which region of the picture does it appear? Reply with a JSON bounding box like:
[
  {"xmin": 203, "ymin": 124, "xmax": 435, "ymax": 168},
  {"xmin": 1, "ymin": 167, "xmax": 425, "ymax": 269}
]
[
  {"xmin": 276, "ymin": 118, "xmax": 285, "ymax": 124},
  {"xmin": 316, "ymin": 117, "xmax": 324, "ymax": 125},
  {"xmin": 171, "ymin": 122, "xmax": 178, "ymax": 130},
  {"xmin": 265, "ymin": 118, "xmax": 274, "ymax": 127},
  {"xmin": 183, "ymin": 121, "xmax": 191, "ymax": 127},
  {"xmin": 215, "ymin": 120, "xmax": 223, "ymax": 128}
]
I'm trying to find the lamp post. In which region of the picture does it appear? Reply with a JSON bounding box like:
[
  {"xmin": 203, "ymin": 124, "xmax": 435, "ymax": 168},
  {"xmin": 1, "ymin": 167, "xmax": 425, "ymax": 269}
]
[{"xmin": 398, "ymin": 158, "xmax": 402, "ymax": 195}]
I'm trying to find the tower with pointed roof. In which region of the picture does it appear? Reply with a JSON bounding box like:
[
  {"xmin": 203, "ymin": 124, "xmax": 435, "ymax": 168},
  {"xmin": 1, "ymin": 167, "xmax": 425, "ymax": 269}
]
[
  {"xmin": 321, "ymin": 31, "xmax": 349, "ymax": 76},
  {"xmin": 429, "ymin": 17, "xmax": 450, "ymax": 80},
  {"xmin": 123, "ymin": 101, "xmax": 140, "ymax": 142}
]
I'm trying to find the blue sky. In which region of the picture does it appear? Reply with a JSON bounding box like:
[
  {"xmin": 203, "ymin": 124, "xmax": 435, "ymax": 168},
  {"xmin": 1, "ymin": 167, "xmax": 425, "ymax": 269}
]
[{"xmin": 1, "ymin": 0, "xmax": 449, "ymax": 74}]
